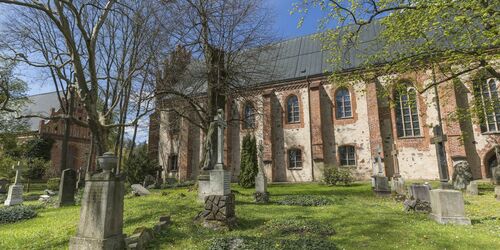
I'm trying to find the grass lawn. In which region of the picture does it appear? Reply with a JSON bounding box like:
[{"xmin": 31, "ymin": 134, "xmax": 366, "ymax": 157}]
[{"xmin": 0, "ymin": 182, "xmax": 499, "ymax": 249}]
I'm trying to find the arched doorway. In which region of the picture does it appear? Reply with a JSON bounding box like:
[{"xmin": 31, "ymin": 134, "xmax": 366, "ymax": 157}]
[{"xmin": 484, "ymin": 148, "xmax": 497, "ymax": 178}]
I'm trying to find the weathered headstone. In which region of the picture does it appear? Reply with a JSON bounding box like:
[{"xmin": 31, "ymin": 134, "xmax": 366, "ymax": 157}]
[
  {"xmin": 466, "ymin": 181, "xmax": 479, "ymax": 195},
  {"xmin": 70, "ymin": 152, "xmax": 125, "ymax": 250},
  {"xmin": 408, "ymin": 183, "xmax": 431, "ymax": 203},
  {"xmin": 391, "ymin": 177, "xmax": 405, "ymax": 195},
  {"xmin": 429, "ymin": 189, "xmax": 471, "ymax": 225},
  {"xmin": 373, "ymin": 146, "xmax": 390, "ymax": 196},
  {"xmin": 0, "ymin": 178, "xmax": 9, "ymax": 194},
  {"xmin": 4, "ymin": 162, "xmax": 23, "ymax": 206},
  {"xmin": 57, "ymin": 168, "xmax": 77, "ymax": 207},
  {"xmin": 492, "ymin": 166, "xmax": 500, "ymax": 185},
  {"xmin": 254, "ymin": 141, "xmax": 269, "ymax": 203},
  {"xmin": 131, "ymin": 184, "xmax": 151, "ymax": 196},
  {"xmin": 452, "ymin": 161, "xmax": 473, "ymax": 190}
]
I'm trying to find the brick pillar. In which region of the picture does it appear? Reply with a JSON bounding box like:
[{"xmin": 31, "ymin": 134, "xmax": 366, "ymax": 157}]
[
  {"xmin": 178, "ymin": 117, "xmax": 190, "ymax": 181},
  {"xmin": 366, "ymin": 81, "xmax": 387, "ymax": 174},
  {"xmin": 262, "ymin": 90, "xmax": 274, "ymax": 163},
  {"xmin": 309, "ymin": 82, "xmax": 324, "ymax": 161}
]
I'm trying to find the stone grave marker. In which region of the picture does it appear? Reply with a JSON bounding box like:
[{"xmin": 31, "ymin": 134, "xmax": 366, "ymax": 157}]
[
  {"xmin": 0, "ymin": 178, "xmax": 9, "ymax": 194},
  {"xmin": 131, "ymin": 184, "xmax": 151, "ymax": 196},
  {"xmin": 70, "ymin": 152, "xmax": 125, "ymax": 250},
  {"xmin": 408, "ymin": 183, "xmax": 431, "ymax": 203},
  {"xmin": 254, "ymin": 141, "xmax": 269, "ymax": 203},
  {"xmin": 373, "ymin": 146, "xmax": 390, "ymax": 196},
  {"xmin": 429, "ymin": 189, "xmax": 471, "ymax": 225},
  {"xmin": 57, "ymin": 168, "xmax": 77, "ymax": 207},
  {"xmin": 495, "ymin": 186, "xmax": 500, "ymax": 201},
  {"xmin": 466, "ymin": 181, "xmax": 479, "ymax": 195},
  {"xmin": 4, "ymin": 162, "xmax": 24, "ymax": 206}
]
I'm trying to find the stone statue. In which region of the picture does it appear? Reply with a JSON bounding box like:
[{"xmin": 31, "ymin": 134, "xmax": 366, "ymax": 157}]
[
  {"xmin": 201, "ymin": 121, "xmax": 216, "ymax": 171},
  {"xmin": 452, "ymin": 161, "xmax": 473, "ymax": 190}
]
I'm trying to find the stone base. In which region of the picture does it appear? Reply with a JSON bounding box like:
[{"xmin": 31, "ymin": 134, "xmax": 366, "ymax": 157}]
[
  {"xmin": 69, "ymin": 234, "xmax": 125, "ymax": 250},
  {"xmin": 198, "ymin": 175, "xmax": 211, "ymax": 202},
  {"xmin": 4, "ymin": 184, "xmax": 23, "ymax": 206},
  {"xmin": 209, "ymin": 170, "xmax": 231, "ymax": 196},
  {"xmin": 495, "ymin": 186, "xmax": 500, "ymax": 201},
  {"xmin": 391, "ymin": 177, "xmax": 405, "ymax": 195},
  {"xmin": 373, "ymin": 176, "xmax": 391, "ymax": 196},
  {"xmin": 254, "ymin": 192, "xmax": 269, "ymax": 203},
  {"xmin": 429, "ymin": 189, "xmax": 471, "ymax": 225},
  {"xmin": 198, "ymin": 194, "xmax": 236, "ymax": 230}
]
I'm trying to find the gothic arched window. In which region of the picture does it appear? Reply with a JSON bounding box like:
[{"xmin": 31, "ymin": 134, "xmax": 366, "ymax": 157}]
[
  {"xmin": 395, "ymin": 85, "xmax": 421, "ymax": 137},
  {"xmin": 288, "ymin": 148, "xmax": 302, "ymax": 169},
  {"xmin": 335, "ymin": 88, "xmax": 352, "ymax": 118},
  {"xmin": 243, "ymin": 102, "xmax": 255, "ymax": 129},
  {"xmin": 475, "ymin": 78, "xmax": 500, "ymax": 132},
  {"xmin": 286, "ymin": 95, "xmax": 300, "ymax": 123}
]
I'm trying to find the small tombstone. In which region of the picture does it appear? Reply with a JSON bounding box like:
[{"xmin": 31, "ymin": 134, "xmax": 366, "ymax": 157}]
[
  {"xmin": 57, "ymin": 168, "xmax": 77, "ymax": 207},
  {"xmin": 131, "ymin": 184, "xmax": 151, "ymax": 196},
  {"xmin": 408, "ymin": 183, "xmax": 431, "ymax": 203},
  {"xmin": 254, "ymin": 141, "xmax": 269, "ymax": 203},
  {"xmin": 429, "ymin": 189, "xmax": 471, "ymax": 225},
  {"xmin": 4, "ymin": 162, "xmax": 24, "ymax": 206},
  {"xmin": 0, "ymin": 179, "xmax": 9, "ymax": 194},
  {"xmin": 391, "ymin": 177, "xmax": 405, "ymax": 195},
  {"xmin": 466, "ymin": 181, "xmax": 479, "ymax": 195},
  {"xmin": 373, "ymin": 176, "xmax": 391, "ymax": 196},
  {"xmin": 75, "ymin": 167, "xmax": 85, "ymax": 189},
  {"xmin": 452, "ymin": 161, "xmax": 473, "ymax": 190}
]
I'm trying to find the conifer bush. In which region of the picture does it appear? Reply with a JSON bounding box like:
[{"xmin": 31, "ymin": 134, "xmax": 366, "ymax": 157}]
[
  {"xmin": 238, "ymin": 134, "xmax": 258, "ymax": 188},
  {"xmin": 0, "ymin": 205, "xmax": 37, "ymax": 224}
]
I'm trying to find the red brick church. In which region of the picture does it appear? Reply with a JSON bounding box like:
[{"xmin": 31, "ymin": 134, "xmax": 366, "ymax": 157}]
[{"xmin": 149, "ymin": 33, "xmax": 499, "ymax": 183}]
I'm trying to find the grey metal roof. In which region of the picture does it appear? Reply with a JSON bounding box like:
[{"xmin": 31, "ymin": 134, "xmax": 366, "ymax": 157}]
[{"xmin": 23, "ymin": 91, "xmax": 60, "ymax": 131}]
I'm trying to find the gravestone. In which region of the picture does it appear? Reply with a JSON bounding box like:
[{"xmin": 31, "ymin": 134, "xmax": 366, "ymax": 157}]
[
  {"xmin": 492, "ymin": 166, "xmax": 500, "ymax": 185},
  {"xmin": 57, "ymin": 168, "xmax": 77, "ymax": 207},
  {"xmin": 408, "ymin": 183, "xmax": 431, "ymax": 203},
  {"xmin": 373, "ymin": 146, "xmax": 390, "ymax": 196},
  {"xmin": 198, "ymin": 109, "xmax": 236, "ymax": 229},
  {"xmin": 452, "ymin": 161, "xmax": 472, "ymax": 190},
  {"xmin": 466, "ymin": 181, "xmax": 479, "ymax": 195},
  {"xmin": 391, "ymin": 177, "xmax": 405, "ymax": 195},
  {"xmin": 70, "ymin": 152, "xmax": 125, "ymax": 250},
  {"xmin": 254, "ymin": 141, "xmax": 269, "ymax": 203},
  {"xmin": 4, "ymin": 162, "xmax": 23, "ymax": 206},
  {"xmin": 131, "ymin": 184, "xmax": 151, "ymax": 196},
  {"xmin": 198, "ymin": 174, "xmax": 211, "ymax": 202},
  {"xmin": 429, "ymin": 189, "xmax": 471, "ymax": 225},
  {"xmin": 0, "ymin": 179, "xmax": 9, "ymax": 194}
]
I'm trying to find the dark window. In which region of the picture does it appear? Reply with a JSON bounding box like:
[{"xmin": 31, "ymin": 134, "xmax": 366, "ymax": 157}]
[
  {"xmin": 169, "ymin": 154, "xmax": 178, "ymax": 171},
  {"xmin": 287, "ymin": 95, "xmax": 300, "ymax": 123},
  {"xmin": 395, "ymin": 86, "xmax": 420, "ymax": 137},
  {"xmin": 338, "ymin": 145, "xmax": 356, "ymax": 166},
  {"xmin": 243, "ymin": 103, "xmax": 255, "ymax": 129},
  {"xmin": 336, "ymin": 88, "xmax": 352, "ymax": 118},
  {"xmin": 288, "ymin": 148, "xmax": 302, "ymax": 169},
  {"xmin": 475, "ymin": 78, "xmax": 500, "ymax": 132}
]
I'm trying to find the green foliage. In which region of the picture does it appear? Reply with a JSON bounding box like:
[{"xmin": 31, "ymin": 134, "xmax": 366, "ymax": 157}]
[
  {"xmin": 263, "ymin": 218, "xmax": 336, "ymax": 237},
  {"xmin": 23, "ymin": 158, "xmax": 51, "ymax": 180},
  {"xmin": 238, "ymin": 134, "xmax": 258, "ymax": 188},
  {"xmin": 0, "ymin": 205, "xmax": 37, "ymax": 224},
  {"xmin": 208, "ymin": 236, "xmax": 337, "ymax": 250},
  {"xmin": 0, "ymin": 60, "xmax": 29, "ymax": 134},
  {"xmin": 276, "ymin": 195, "xmax": 335, "ymax": 206},
  {"xmin": 323, "ymin": 165, "xmax": 354, "ymax": 186},
  {"xmin": 0, "ymin": 154, "xmax": 17, "ymax": 179},
  {"xmin": 22, "ymin": 138, "xmax": 54, "ymax": 161},
  {"xmin": 46, "ymin": 178, "xmax": 60, "ymax": 191},
  {"xmin": 123, "ymin": 144, "xmax": 158, "ymax": 184}
]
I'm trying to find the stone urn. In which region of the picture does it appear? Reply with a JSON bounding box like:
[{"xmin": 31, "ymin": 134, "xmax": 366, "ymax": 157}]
[{"xmin": 98, "ymin": 152, "xmax": 118, "ymax": 172}]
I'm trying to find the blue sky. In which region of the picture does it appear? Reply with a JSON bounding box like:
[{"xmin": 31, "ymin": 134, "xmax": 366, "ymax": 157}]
[{"xmin": 0, "ymin": 0, "xmax": 325, "ymax": 95}]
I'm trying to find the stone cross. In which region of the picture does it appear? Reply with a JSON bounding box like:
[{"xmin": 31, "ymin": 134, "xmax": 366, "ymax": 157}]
[
  {"xmin": 431, "ymin": 125, "xmax": 450, "ymax": 187},
  {"xmin": 392, "ymin": 143, "xmax": 401, "ymax": 177},
  {"xmin": 214, "ymin": 109, "xmax": 227, "ymax": 169},
  {"xmin": 13, "ymin": 161, "xmax": 22, "ymax": 185}
]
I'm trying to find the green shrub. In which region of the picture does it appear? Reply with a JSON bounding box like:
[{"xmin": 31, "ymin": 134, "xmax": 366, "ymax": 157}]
[
  {"xmin": 0, "ymin": 205, "xmax": 37, "ymax": 224},
  {"xmin": 24, "ymin": 158, "xmax": 51, "ymax": 180},
  {"xmin": 323, "ymin": 166, "xmax": 353, "ymax": 186},
  {"xmin": 123, "ymin": 144, "xmax": 159, "ymax": 184},
  {"xmin": 276, "ymin": 195, "xmax": 335, "ymax": 206},
  {"xmin": 22, "ymin": 138, "xmax": 54, "ymax": 160},
  {"xmin": 47, "ymin": 178, "xmax": 60, "ymax": 190},
  {"xmin": 208, "ymin": 236, "xmax": 337, "ymax": 250},
  {"xmin": 238, "ymin": 134, "xmax": 258, "ymax": 188},
  {"xmin": 0, "ymin": 154, "xmax": 17, "ymax": 179}
]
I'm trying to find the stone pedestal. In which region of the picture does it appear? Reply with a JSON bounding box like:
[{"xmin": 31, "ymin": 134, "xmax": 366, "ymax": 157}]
[
  {"xmin": 57, "ymin": 168, "xmax": 77, "ymax": 207},
  {"xmin": 254, "ymin": 170, "xmax": 269, "ymax": 203},
  {"xmin": 3, "ymin": 184, "xmax": 23, "ymax": 206},
  {"xmin": 391, "ymin": 177, "xmax": 405, "ymax": 195},
  {"xmin": 429, "ymin": 189, "xmax": 471, "ymax": 225},
  {"xmin": 69, "ymin": 171, "xmax": 125, "ymax": 250},
  {"xmin": 495, "ymin": 186, "xmax": 500, "ymax": 201},
  {"xmin": 466, "ymin": 181, "xmax": 478, "ymax": 195},
  {"xmin": 198, "ymin": 174, "xmax": 211, "ymax": 202},
  {"xmin": 209, "ymin": 170, "xmax": 231, "ymax": 196},
  {"xmin": 199, "ymin": 194, "xmax": 236, "ymax": 229},
  {"xmin": 409, "ymin": 183, "xmax": 431, "ymax": 202},
  {"xmin": 373, "ymin": 176, "xmax": 391, "ymax": 196}
]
